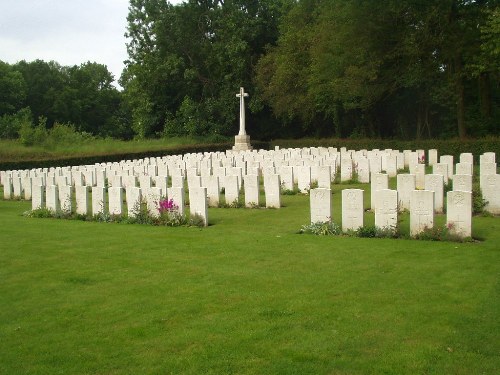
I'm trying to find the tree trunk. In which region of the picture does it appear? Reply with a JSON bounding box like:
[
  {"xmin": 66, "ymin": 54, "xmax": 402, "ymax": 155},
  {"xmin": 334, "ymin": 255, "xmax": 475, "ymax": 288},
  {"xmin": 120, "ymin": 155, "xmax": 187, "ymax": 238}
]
[
  {"xmin": 479, "ymin": 72, "xmax": 492, "ymax": 118},
  {"xmin": 455, "ymin": 54, "xmax": 466, "ymax": 139}
]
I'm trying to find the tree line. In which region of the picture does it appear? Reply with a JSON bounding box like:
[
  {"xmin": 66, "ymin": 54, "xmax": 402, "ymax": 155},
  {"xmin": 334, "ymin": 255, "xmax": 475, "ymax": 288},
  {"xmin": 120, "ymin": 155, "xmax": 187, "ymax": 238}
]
[{"xmin": 1, "ymin": 0, "xmax": 498, "ymax": 143}]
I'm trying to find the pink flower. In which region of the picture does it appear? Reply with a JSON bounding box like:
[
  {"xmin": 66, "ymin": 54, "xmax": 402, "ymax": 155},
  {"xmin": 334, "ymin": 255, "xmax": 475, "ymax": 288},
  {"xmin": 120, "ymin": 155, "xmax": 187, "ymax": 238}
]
[{"xmin": 158, "ymin": 198, "xmax": 178, "ymax": 213}]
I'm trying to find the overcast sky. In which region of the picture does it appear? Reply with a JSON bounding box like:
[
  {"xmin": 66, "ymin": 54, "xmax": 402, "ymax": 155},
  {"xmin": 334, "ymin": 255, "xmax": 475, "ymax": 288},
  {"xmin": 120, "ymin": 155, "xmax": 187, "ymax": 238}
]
[{"xmin": 0, "ymin": 0, "xmax": 183, "ymax": 86}]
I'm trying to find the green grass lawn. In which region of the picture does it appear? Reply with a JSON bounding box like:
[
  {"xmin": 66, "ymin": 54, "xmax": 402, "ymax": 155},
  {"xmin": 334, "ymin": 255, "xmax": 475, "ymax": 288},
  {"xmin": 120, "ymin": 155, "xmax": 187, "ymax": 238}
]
[
  {"xmin": 0, "ymin": 137, "xmax": 211, "ymax": 163},
  {"xmin": 0, "ymin": 187, "xmax": 499, "ymax": 374}
]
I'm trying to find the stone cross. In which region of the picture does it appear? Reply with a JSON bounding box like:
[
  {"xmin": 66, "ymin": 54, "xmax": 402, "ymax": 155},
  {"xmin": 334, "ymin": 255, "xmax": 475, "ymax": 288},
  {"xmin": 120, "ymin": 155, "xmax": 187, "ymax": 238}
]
[{"xmin": 236, "ymin": 87, "xmax": 249, "ymax": 136}]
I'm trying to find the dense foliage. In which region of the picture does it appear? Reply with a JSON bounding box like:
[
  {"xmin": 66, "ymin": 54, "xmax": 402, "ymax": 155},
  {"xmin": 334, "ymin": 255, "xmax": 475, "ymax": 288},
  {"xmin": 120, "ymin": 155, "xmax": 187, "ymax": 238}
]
[{"xmin": 0, "ymin": 0, "xmax": 498, "ymax": 141}]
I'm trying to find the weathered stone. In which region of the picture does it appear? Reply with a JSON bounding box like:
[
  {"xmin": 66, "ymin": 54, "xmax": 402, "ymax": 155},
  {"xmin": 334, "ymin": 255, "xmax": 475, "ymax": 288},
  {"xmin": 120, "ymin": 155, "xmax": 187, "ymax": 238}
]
[
  {"xmin": 205, "ymin": 175, "xmax": 220, "ymax": 207},
  {"xmin": 356, "ymin": 157, "xmax": 370, "ymax": 183},
  {"xmin": 279, "ymin": 166, "xmax": 294, "ymax": 191}
]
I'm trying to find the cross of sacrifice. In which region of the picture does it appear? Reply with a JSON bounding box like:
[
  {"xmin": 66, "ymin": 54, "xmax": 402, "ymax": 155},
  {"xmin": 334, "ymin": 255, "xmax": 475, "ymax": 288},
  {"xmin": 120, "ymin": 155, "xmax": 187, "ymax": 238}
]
[{"xmin": 236, "ymin": 87, "xmax": 249, "ymax": 136}]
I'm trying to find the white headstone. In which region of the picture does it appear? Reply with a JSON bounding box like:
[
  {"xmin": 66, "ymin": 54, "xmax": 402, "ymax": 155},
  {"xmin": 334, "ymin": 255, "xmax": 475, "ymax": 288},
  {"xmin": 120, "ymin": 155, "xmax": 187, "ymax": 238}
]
[
  {"xmin": 455, "ymin": 162, "xmax": 473, "ymax": 176},
  {"xmin": 410, "ymin": 190, "xmax": 434, "ymax": 236},
  {"xmin": 46, "ymin": 185, "xmax": 60, "ymax": 213},
  {"xmin": 340, "ymin": 158, "xmax": 353, "ymax": 182},
  {"xmin": 428, "ymin": 149, "xmax": 438, "ymax": 166},
  {"xmin": 317, "ymin": 165, "xmax": 331, "ymax": 189},
  {"xmin": 92, "ymin": 186, "xmax": 107, "ymax": 215},
  {"xmin": 310, "ymin": 188, "xmax": 331, "ymax": 223},
  {"xmin": 452, "ymin": 174, "xmax": 472, "ymax": 193},
  {"xmin": 75, "ymin": 185, "xmax": 90, "ymax": 215},
  {"xmin": 396, "ymin": 174, "xmax": 415, "ymax": 211},
  {"xmin": 224, "ymin": 175, "xmax": 240, "ymax": 205},
  {"xmin": 440, "ymin": 155, "xmax": 454, "ymax": 177},
  {"xmin": 205, "ymin": 175, "xmax": 220, "ymax": 207},
  {"xmin": 424, "ymin": 174, "xmax": 444, "ymax": 214},
  {"xmin": 447, "ymin": 190, "xmax": 472, "ymax": 238},
  {"xmin": 370, "ymin": 173, "xmax": 388, "ymax": 210},
  {"xmin": 482, "ymin": 174, "xmax": 500, "ymax": 214},
  {"xmin": 144, "ymin": 187, "xmax": 162, "ymax": 218},
  {"xmin": 356, "ymin": 157, "xmax": 370, "ymax": 183},
  {"xmin": 169, "ymin": 186, "xmax": 185, "ymax": 216},
  {"xmin": 279, "ymin": 166, "xmax": 294, "ymax": 191},
  {"xmin": 433, "ymin": 163, "xmax": 449, "ymax": 185},
  {"xmin": 244, "ymin": 174, "xmax": 260, "ymax": 207},
  {"xmin": 189, "ymin": 186, "xmax": 208, "ymax": 226},
  {"xmin": 375, "ymin": 189, "xmax": 398, "ymax": 231},
  {"xmin": 296, "ymin": 166, "xmax": 311, "ymax": 193},
  {"xmin": 31, "ymin": 184, "xmax": 45, "ymax": 210},
  {"xmin": 3, "ymin": 177, "xmax": 12, "ymax": 199},
  {"xmin": 342, "ymin": 189, "xmax": 364, "ymax": 231},
  {"xmin": 264, "ymin": 174, "xmax": 281, "ymax": 208},
  {"xmin": 108, "ymin": 187, "xmax": 124, "ymax": 216}
]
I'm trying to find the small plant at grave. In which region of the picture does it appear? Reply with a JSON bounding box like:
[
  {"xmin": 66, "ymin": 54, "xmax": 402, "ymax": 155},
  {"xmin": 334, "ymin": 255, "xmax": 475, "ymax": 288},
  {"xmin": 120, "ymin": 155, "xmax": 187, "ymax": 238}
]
[
  {"xmin": 299, "ymin": 221, "xmax": 342, "ymax": 236},
  {"xmin": 157, "ymin": 197, "xmax": 189, "ymax": 226},
  {"xmin": 23, "ymin": 207, "xmax": 54, "ymax": 218},
  {"xmin": 188, "ymin": 213, "xmax": 205, "ymax": 227},
  {"xmin": 129, "ymin": 198, "xmax": 155, "ymax": 225},
  {"xmin": 418, "ymin": 154, "xmax": 426, "ymax": 164},
  {"xmin": 310, "ymin": 180, "xmax": 319, "ymax": 189},
  {"xmin": 413, "ymin": 225, "xmax": 449, "ymax": 241},
  {"xmin": 93, "ymin": 211, "xmax": 112, "ymax": 223},
  {"xmin": 280, "ymin": 183, "xmax": 301, "ymax": 195},
  {"xmin": 229, "ymin": 198, "xmax": 245, "ymax": 208},
  {"xmin": 355, "ymin": 225, "xmax": 399, "ymax": 239},
  {"xmin": 472, "ymin": 182, "xmax": 488, "ymax": 215},
  {"xmin": 343, "ymin": 162, "xmax": 360, "ymax": 184}
]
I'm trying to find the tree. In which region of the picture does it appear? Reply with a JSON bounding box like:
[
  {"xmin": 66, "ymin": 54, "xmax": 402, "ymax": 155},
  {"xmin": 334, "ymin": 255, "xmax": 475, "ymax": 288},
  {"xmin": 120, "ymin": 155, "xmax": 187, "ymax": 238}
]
[
  {"xmin": 123, "ymin": 0, "xmax": 292, "ymax": 138},
  {"xmin": 0, "ymin": 60, "xmax": 26, "ymax": 117}
]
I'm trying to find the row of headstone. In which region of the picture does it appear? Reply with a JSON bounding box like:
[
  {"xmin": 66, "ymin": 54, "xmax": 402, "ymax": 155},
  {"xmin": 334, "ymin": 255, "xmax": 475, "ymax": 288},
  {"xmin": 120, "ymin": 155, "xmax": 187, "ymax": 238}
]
[
  {"xmin": 1, "ymin": 148, "xmax": 498, "ymax": 214},
  {"xmin": 31, "ymin": 184, "xmax": 209, "ymax": 226},
  {"xmin": 310, "ymin": 188, "xmax": 472, "ymax": 238}
]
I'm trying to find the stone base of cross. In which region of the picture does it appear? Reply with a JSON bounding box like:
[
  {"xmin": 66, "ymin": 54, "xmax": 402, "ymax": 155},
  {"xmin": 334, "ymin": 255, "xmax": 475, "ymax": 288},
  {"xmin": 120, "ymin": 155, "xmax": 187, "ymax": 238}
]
[
  {"xmin": 232, "ymin": 87, "xmax": 252, "ymax": 152},
  {"xmin": 233, "ymin": 134, "xmax": 253, "ymax": 151}
]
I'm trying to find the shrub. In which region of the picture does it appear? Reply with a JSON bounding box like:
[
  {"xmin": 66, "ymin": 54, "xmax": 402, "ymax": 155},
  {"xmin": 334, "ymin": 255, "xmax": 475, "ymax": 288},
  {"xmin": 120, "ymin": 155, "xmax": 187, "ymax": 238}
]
[
  {"xmin": 299, "ymin": 221, "xmax": 342, "ymax": 235},
  {"xmin": 472, "ymin": 182, "xmax": 487, "ymax": 215}
]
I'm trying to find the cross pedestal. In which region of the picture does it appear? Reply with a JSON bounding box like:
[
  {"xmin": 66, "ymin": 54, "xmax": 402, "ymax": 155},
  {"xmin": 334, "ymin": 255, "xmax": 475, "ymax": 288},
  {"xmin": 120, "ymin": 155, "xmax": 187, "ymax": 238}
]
[
  {"xmin": 232, "ymin": 87, "xmax": 252, "ymax": 152},
  {"xmin": 233, "ymin": 134, "xmax": 252, "ymax": 151}
]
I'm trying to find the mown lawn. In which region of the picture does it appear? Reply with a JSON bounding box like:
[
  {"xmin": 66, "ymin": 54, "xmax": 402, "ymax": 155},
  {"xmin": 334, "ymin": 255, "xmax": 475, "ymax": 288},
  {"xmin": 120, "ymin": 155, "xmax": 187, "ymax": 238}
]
[{"xmin": 0, "ymin": 186, "xmax": 499, "ymax": 374}]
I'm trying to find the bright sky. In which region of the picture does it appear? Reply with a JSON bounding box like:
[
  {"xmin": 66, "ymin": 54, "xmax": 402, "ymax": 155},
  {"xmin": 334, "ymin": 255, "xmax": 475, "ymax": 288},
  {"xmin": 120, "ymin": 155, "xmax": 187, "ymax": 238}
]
[{"xmin": 0, "ymin": 0, "xmax": 184, "ymax": 86}]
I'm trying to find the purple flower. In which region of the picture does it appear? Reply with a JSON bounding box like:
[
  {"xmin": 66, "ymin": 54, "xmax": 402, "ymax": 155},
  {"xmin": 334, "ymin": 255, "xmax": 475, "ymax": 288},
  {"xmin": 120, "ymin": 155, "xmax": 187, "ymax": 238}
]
[{"xmin": 158, "ymin": 198, "xmax": 178, "ymax": 213}]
